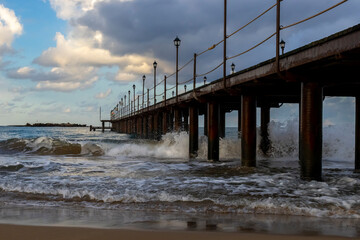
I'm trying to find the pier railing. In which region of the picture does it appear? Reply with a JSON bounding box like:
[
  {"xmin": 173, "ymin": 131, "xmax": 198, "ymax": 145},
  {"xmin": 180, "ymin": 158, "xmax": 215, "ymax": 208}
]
[{"xmin": 110, "ymin": 0, "xmax": 348, "ymax": 121}]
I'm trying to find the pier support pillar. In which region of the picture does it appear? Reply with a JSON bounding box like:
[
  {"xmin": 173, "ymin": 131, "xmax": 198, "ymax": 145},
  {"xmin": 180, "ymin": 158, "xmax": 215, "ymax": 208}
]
[
  {"xmin": 174, "ymin": 108, "xmax": 181, "ymax": 132},
  {"xmin": 207, "ymin": 102, "xmax": 219, "ymax": 161},
  {"xmin": 204, "ymin": 111, "xmax": 208, "ymax": 137},
  {"xmin": 162, "ymin": 112, "xmax": 168, "ymax": 135},
  {"xmin": 219, "ymin": 107, "xmax": 226, "ymax": 138},
  {"xmin": 183, "ymin": 109, "xmax": 189, "ymax": 132},
  {"xmin": 355, "ymin": 96, "xmax": 360, "ymax": 172},
  {"xmin": 148, "ymin": 115, "xmax": 153, "ymax": 139},
  {"xmin": 299, "ymin": 82, "xmax": 323, "ymax": 181},
  {"xmin": 154, "ymin": 112, "xmax": 159, "ymax": 140},
  {"xmin": 189, "ymin": 105, "xmax": 199, "ymax": 158},
  {"xmin": 260, "ymin": 106, "xmax": 271, "ymax": 156},
  {"xmin": 144, "ymin": 116, "xmax": 149, "ymax": 138},
  {"xmin": 241, "ymin": 95, "xmax": 256, "ymax": 167},
  {"xmin": 238, "ymin": 107, "xmax": 242, "ymax": 139},
  {"xmin": 102, "ymin": 121, "xmax": 105, "ymax": 133}
]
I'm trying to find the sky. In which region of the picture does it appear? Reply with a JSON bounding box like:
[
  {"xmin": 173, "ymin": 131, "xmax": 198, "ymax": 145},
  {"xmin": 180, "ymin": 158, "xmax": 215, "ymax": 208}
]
[{"xmin": 0, "ymin": 0, "xmax": 359, "ymax": 126}]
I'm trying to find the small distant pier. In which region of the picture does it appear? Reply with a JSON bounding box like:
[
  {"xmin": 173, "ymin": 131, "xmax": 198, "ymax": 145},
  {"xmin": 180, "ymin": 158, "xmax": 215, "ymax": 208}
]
[
  {"xmin": 90, "ymin": 120, "xmax": 112, "ymax": 132},
  {"xmin": 108, "ymin": 1, "xmax": 360, "ymax": 180}
]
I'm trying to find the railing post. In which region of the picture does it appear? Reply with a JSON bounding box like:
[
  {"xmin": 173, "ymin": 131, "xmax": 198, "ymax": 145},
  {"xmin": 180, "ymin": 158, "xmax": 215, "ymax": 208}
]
[
  {"xmin": 193, "ymin": 53, "xmax": 197, "ymax": 91},
  {"xmin": 164, "ymin": 76, "xmax": 167, "ymax": 107},
  {"xmin": 223, "ymin": 0, "xmax": 227, "ymax": 89},
  {"xmin": 276, "ymin": 0, "xmax": 281, "ymax": 74},
  {"xmin": 147, "ymin": 89, "xmax": 150, "ymax": 111}
]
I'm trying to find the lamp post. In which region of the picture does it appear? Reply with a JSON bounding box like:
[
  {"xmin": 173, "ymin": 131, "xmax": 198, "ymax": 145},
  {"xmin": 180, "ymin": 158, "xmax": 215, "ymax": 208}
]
[
  {"xmin": 133, "ymin": 84, "xmax": 136, "ymax": 113},
  {"xmin": 231, "ymin": 63, "xmax": 235, "ymax": 74},
  {"xmin": 142, "ymin": 75, "xmax": 146, "ymax": 109},
  {"xmin": 124, "ymin": 95, "xmax": 127, "ymax": 115},
  {"xmin": 203, "ymin": 76, "xmax": 207, "ymax": 85},
  {"xmin": 128, "ymin": 90, "xmax": 131, "ymax": 115},
  {"xmin": 153, "ymin": 61, "xmax": 157, "ymax": 104},
  {"xmin": 280, "ymin": 39, "xmax": 286, "ymax": 55},
  {"xmin": 174, "ymin": 36, "xmax": 181, "ymax": 102}
]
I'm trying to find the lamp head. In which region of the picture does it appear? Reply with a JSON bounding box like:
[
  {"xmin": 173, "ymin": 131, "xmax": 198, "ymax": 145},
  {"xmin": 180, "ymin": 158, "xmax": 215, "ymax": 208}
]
[{"xmin": 173, "ymin": 36, "xmax": 181, "ymax": 47}]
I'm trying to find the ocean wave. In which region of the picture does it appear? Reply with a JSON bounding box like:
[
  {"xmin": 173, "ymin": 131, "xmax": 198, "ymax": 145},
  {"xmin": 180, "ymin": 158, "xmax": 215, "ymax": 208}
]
[{"xmin": 0, "ymin": 137, "xmax": 104, "ymax": 156}]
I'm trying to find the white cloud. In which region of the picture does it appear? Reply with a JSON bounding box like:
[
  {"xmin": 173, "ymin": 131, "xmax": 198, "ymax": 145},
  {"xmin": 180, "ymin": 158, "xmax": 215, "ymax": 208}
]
[
  {"xmin": 0, "ymin": 4, "xmax": 22, "ymax": 54},
  {"xmin": 95, "ymin": 88, "xmax": 112, "ymax": 99},
  {"xmin": 63, "ymin": 107, "xmax": 71, "ymax": 113},
  {"xmin": 35, "ymin": 76, "xmax": 97, "ymax": 91}
]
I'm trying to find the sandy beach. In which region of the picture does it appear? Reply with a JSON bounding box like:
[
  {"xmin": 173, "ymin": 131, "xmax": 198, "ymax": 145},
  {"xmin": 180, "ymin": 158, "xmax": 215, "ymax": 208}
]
[{"xmin": 0, "ymin": 224, "xmax": 359, "ymax": 240}]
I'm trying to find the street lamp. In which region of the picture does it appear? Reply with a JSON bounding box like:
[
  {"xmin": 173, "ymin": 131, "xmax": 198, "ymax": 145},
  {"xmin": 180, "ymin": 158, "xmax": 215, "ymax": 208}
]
[
  {"xmin": 174, "ymin": 36, "xmax": 181, "ymax": 102},
  {"xmin": 142, "ymin": 75, "xmax": 146, "ymax": 109},
  {"xmin": 153, "ymin": 61, "xmax": 157, "ymax": 104},
  {"xmin": 231, "ymin": 63, "xmax": 235, "ymax": 74},
  {"xmin": 280, "ymin": 39, "xmax": 286, "ymax": 55},
  {"xmin": 203, "ymin": 76, "xmax": 207, "ymax": 85}
]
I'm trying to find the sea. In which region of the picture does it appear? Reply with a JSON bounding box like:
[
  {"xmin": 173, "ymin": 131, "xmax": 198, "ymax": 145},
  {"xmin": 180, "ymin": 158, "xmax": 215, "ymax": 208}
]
[{"xmin": 0, "ymin": 121, "xmax": 359, "ymax": 237}]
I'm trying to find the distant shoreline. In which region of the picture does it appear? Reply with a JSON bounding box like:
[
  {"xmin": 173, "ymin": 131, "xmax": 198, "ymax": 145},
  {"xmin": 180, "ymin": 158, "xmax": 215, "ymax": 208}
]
[{"xmin": 9, "ymin": 123, "xmax": 87, "ymax": 127}]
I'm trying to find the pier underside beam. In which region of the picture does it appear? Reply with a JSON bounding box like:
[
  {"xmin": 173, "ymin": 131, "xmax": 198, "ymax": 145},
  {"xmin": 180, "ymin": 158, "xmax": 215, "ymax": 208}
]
[
  {"xmin": 189, "ymin": 105, "xmax": 199, "ymax": 158},
  {"xmin": 207, "ymin": 102, "xmax": 220, "ymax": 161},
  {"xmin": 356, "ymin": 96, "xmax": 360, "ymax": 172},
  {"xmin": 299, "ymin": 82, "xmax": 323, "ymax": 181},
  {"xmin": 241, "ymin": 95, "xmax": 256, "ymax": 167}
]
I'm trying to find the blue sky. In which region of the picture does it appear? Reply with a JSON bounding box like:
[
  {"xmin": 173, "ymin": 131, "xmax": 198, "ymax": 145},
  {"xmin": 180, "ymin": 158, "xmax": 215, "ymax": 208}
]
[{"xmin": 0, "ymin": 0, "xmax": 359, "ymax": 126}]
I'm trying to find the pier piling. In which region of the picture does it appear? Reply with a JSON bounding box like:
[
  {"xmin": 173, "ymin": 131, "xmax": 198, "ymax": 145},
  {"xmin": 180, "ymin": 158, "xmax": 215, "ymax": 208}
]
[
  {"xmin": 189, "ymin": 105, "xmax": 199, "ymax": 158},
  {"xmin": 241, "ymin": 95, "xmax": 257, "ymax": 167},
  {"xmin": 299, "ymin": 82, "xmax": 323, "ymax": 181},
  {"xmin": 207, "ymin": 102, "xmax": 220, "ymax": 161},
  {"xmin": 355, "ymin": 96, "xmax": 360, "ymax": 172}
]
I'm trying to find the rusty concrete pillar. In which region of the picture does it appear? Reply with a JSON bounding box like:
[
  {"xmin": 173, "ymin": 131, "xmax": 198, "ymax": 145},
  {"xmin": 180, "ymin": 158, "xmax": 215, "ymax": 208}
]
[
  {"xmin": 208, "ymin": 102, "xmax": 219, "ymax": 161},
  {"xmin": 163, "ymin": 111, "xmax": 168, "ymax": 134},
  {"xmin": 355, "ymin": 96, "xmax": 360, "ymax": 172},
  {"xmin": 189, "ymin": 105, "xmax": 199, "ymax": 158},
  {"xmin": 260, "ymin": 106, "xmax": 271, "ymax": 156},
  {"xmin": 154, "ymin": 113, "xmax": 159, "ymax": 140},
  {"xmin": 238, "ymin": 107, "xmax": 242, "ymax": 138},
  {"xmin": 169, "ymin": 111, "xmax": 174, "ymax": 132},
  {"xmin": 219, "ymin": 107, "xmax": 226, "ymax": 138},
  {"xmin": 183, "ymin": 109, "xmax": 189, "ymax": 132},
  {"xmin": 241, "ymin": 95, "xmax": 256, "ymax": 167},
  {"xmin": 299, "ymin": 82, "xmax": 323, "ymax": 181},
  {"xmin": 204, "ymin": 111, "xmax": 208, "ymax": 136},
  {"xmin": 174, "ymin": 108, "xmax": 181, "ymax": 132},
  {"xmin": 143, "ymin": 115, "xmax": 148, "ymax": 138}
]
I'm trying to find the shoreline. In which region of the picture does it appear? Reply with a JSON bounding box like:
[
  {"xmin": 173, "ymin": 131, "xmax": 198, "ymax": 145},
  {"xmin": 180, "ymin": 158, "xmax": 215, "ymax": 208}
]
[{"xmin": 0, "ymin": 224, "xmax": 357, "ymax": 240}]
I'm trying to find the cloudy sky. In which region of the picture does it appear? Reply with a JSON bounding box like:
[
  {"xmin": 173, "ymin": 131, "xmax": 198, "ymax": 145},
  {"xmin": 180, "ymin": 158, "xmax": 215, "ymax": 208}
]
[{"xmin": 0, "ymin": 0, "xmax": 359, "ymax": 126}]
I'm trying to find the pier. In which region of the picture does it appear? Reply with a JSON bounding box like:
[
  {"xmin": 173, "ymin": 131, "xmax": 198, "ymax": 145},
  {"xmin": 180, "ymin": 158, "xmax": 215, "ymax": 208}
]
[{"xmin": 109, "ymin": 1, "xmax": 360, "ymax": 180}]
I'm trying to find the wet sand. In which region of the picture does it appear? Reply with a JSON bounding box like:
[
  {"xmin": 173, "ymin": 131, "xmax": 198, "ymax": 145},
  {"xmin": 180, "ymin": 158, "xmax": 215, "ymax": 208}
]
[{"xmin": 0, "ymin": 224, "xmax": 358, "ymax": 240}]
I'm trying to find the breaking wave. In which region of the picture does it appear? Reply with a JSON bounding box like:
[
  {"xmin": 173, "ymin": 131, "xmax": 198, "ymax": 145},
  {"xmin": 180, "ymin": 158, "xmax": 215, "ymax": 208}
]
[{"xmin": 0, "ymin": 137, "xmax": 103, "ymax": 156}]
